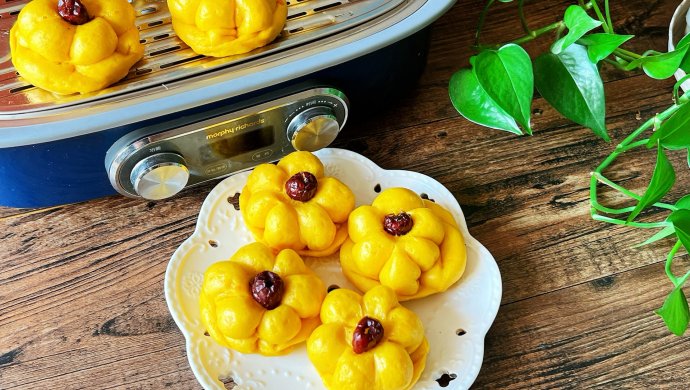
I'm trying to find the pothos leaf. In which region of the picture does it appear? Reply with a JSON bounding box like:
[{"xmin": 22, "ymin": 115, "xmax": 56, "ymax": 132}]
[
  {"xmin": 533, "ymin": 44, "xmax": 608, "ymax": 140},
  {"xmin": 677, "ymin": 32, "xmax": 690, "ymax": 50},
  {"xmin": 449, "ymin": 69, "xmax": 522, "ymax": 135},
  {"xmin": 647, "ymin": 101, "xmax": 690, "ymax": 150},
  {"xmin": 656, "ymin": 220, "xmax": 690, "ymax": 336},
  {"xmin": 677, "ymin": 195, "xmax": 690, "ymax": 210},
  {"xmin": 656, "ymin": 285, "xmax": 690, "ymax": 336},
  {"xmin": 668, "ymin": 209, "xmax": 690, "ymax": 253},
  {"xmin": 676, "ymin": 32, "xmax": 690, "ymax": 73},
  {"xmin": 578, "ymin": 33, "xmax": 634, "ymax": 63},
  {"xmin": 636, "ymin": 197, "xmax": 690, "ymax": 248},
  {"xmin": 627, "ymin": 144, "xmax": 675, "ymax": 222},
  {"xmin": 623, "ymin": 45, "xmax": 690, "ymax": 80},
  {"xmin": 634, "ymin": 226, "xmax": 676, "ymax": 248},
  {"xmin": 474, "ymin": 44, "xmax": 534, "ymax": 134},
  {"xmin": 551, "ymin": 6, "xmax": 603, "ymax": 55}
]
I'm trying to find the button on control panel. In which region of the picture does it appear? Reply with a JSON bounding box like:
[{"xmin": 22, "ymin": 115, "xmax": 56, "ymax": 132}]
[
  {"xmin": 252, "ymin": 149, "xmax": 274, "ymax": 161},
  {"xmin": 130, "ymin": 153, "xmax": 190, "ymax": 200},
  {"xmin": 287, "ymin": 106, "xmax": 340, "ymax": 152}
]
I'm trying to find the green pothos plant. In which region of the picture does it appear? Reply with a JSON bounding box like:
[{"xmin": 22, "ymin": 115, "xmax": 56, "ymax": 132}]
[{"xmin": 449, "ymin": 0, "xmax": 690, "ymax": 336}]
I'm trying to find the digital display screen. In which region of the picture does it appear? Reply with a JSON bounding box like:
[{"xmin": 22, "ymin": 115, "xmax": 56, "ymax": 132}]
[{"xmin": 202, "ymin": 126, "xmax": 275, "ymax": 163}]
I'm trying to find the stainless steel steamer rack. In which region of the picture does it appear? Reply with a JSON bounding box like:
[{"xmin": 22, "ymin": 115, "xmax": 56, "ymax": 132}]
[{"xmin": 0, "ymin": 0, "xmax": 455, "ymax": 207}]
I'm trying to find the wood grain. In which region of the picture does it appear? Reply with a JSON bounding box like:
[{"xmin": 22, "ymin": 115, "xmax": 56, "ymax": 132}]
[
  {"xmin": 0, "ymin": 207, "xmax": 41, "ymax": 220},
  {"xmin": 474, "ymin": 261, "xmax": 690, "ymax": 389},
  {"xmin": 2, "ymin": 0, "xmax": 690, "ymax": 389}
]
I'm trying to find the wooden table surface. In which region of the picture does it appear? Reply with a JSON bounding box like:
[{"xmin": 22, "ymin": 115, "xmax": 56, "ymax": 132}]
[{"xmin": 3, "ymin": 0, "xmax": 690, "ymax": 388}]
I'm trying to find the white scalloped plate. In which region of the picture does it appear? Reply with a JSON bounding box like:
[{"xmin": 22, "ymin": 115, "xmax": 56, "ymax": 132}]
[{"xmin": 165, "ymin": 148, "xmax": 502, "ymax": 390}]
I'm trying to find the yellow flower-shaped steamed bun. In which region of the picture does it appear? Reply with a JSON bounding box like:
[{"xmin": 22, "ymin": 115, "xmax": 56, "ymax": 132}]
[
  {"xmin": 307, "ymin": 285, "xmax": 429, "ymax": 390},
  {"xmin": 167, "ymin": 0, "xmax": 287, "ymax": 57},
  {"xmin": 340, "ymin": 188, "xmax": 467, "ymax": 300},
  {"xmin": 239, "ymin": 151, "xmax": 356, "ymax": 257},
  {"xmin": 10, "ymin": 0, "xmax": 144, "ymax": 94},
  {"xmin": 200, "ymin": 242, "xmax": 326, "ymax": 355}
]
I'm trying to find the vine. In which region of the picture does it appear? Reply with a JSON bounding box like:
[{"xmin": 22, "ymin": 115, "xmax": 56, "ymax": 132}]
[{"xmin": 450, "ymin": 0, "xmax": 690, "ymax": 335}]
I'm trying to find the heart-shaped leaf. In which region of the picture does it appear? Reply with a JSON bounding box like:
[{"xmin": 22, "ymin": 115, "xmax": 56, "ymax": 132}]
[
  {"xmin": 534, "ymin": 44, "xmax": 608, "ymax": 140},
  {"xmin": 634, "ymin": 226, "xmax": 676, "ymax": 248},
  {"xmin": 677, "ymin": 32, "xmax": 690, "ymax": 50},
  {"xmin": 668, "ymin": 209, "xmax": 690, "ymax": 253},
  {"xmin": 657, "ymin": 285, "xmax": 690, "ymax": 336},
  {"xmin": 449, "ymin": 69, "xmax": 522, "ymax": 135},
  {"xmin": 551, "ymin": 6, "xmax": 602, "ymax": 54},
  {"xmin": 675, "ymin": 32, "xmax": 690, "ymax": 72},
  {"xmin": 637, "ymin": 197, "xmax": 690, "ymax": 247},
  {"xmin": 647, "ymin": 102, "xmax": 690, "ymax": 150},
  {"xmin": 628, "ymin": 144, "xmax": 676, "ymax": 222},
  {"xmin": 677, "ymin": 195, "xmax": 690, "ymax": 210},
  {"xmin": 474, "ymin": 44, "xmax": 534, "ymax": 134},
  {"xmin": 578, "ymin": 33, "xmax": 634, "ymax": 63},
  {"xmin": 624, "ymin": 46, "xmax": 690, "ymax": 80}
]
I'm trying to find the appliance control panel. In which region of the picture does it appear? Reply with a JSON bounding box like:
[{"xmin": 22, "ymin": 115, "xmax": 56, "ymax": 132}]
[{"xmin": 106, "ymin": 87, "xmax": 348, "ymax": 200}]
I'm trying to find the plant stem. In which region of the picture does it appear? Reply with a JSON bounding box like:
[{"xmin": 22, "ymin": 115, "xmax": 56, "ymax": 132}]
[
  {"xmin": 604, "ymin": 0, "xmax": 614, "ymax": 32},
  {"xmin": 593, "ymin": 171, "xmax": 678, "ymax": 211},
  {"xmin": 591, "ymin": 203, "xmax": 636, "ymax": 215},
  {"xmin": 612, "ymin": 49, "xmax": 640, "ymax": 63},
  {"xmin": 589, "ymin": 101, "xmax": 685, "ymax": 226},
  {"xmin": 593, "ymin": 110, "xmax": 661, "ymax": 172},
  {"xmin": 591, "ymin": 212, "xmax": 671, "ymax": 229},
  {"xmin": 555, "ymin": 23, "xmax": 567, "ymax": 41},
  {"xmin": 678, "ymin": 269, "xmax": 690, "ymax": 288},
  {"xmin": 475, "ymin": 2, "xmax": 598, "ymax": 50},
  {"xmin": 593, "ymin": 172, "xmax": 640, "ymax": 199},
  {"xmin": 517, "ymin": 0, "xmax": 532, "ymax": 35},
  {"xmin": 622, "ymin": 110, "xmax": 672, "ymax": 145},
  {"xmin": 673, "ymin": 74, "xmax": 690, "ymax": 102},
  {"xmin": 617, "ymin": 139, "xmax": 650, "ymax": 152},
  {"xmin": 510, "ymin": 21, "xmax": 564, "ymax": 46},
  {"xmin": 603, "ymin": 58, "xmax": 628, "ymax": 70},
  {"xmin": 475, "ymin": 0, "xmax": 497, "ymax": 47},
  {"xmin": 590, "ymin": 1, "xmax": 610, "ymax": 33},
  {"xmin": 666, "ymin": 241, "xmax": 684, "ymax": 285},
  {"xmin": 614, "ymin": 48, "xmax": 643, "ymax": 60}
]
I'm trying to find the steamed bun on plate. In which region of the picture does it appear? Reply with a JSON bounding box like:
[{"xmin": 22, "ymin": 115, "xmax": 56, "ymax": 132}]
[
  {"xmin": 340, "ymin": 187, "xmax": 468, "ymax": 301},
  {"xmin": 200, "ymin": 242, "xmax": 327, "ymax": 356},
  {"xmin": 239, "ymin": 151, "xmax": 356, "ymax": 257}
]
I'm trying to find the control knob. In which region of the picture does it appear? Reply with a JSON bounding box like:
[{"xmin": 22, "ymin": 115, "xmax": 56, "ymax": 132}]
[
  {"xmin": 287, "ymin": 106, "xmax": 341, "ymax": 151},
  {"xmin": 130, "ymin": 153, "xmax": 190, "ymax": 200}
]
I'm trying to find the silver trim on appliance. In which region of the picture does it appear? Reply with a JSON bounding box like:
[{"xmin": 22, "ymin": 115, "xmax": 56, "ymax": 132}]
[{"xmin": 106, "ymin": 87, "xmax": 348, "ymax": 198}]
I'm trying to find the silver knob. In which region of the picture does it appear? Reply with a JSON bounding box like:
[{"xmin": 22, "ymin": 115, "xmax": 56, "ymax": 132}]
[
  {"xmin": 130, "ymin": 153, "xmax": 190, "ymax": 200},
  {"xmin": 287, "ymin": 106, "xmax": 340, "ymax": 151}
]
